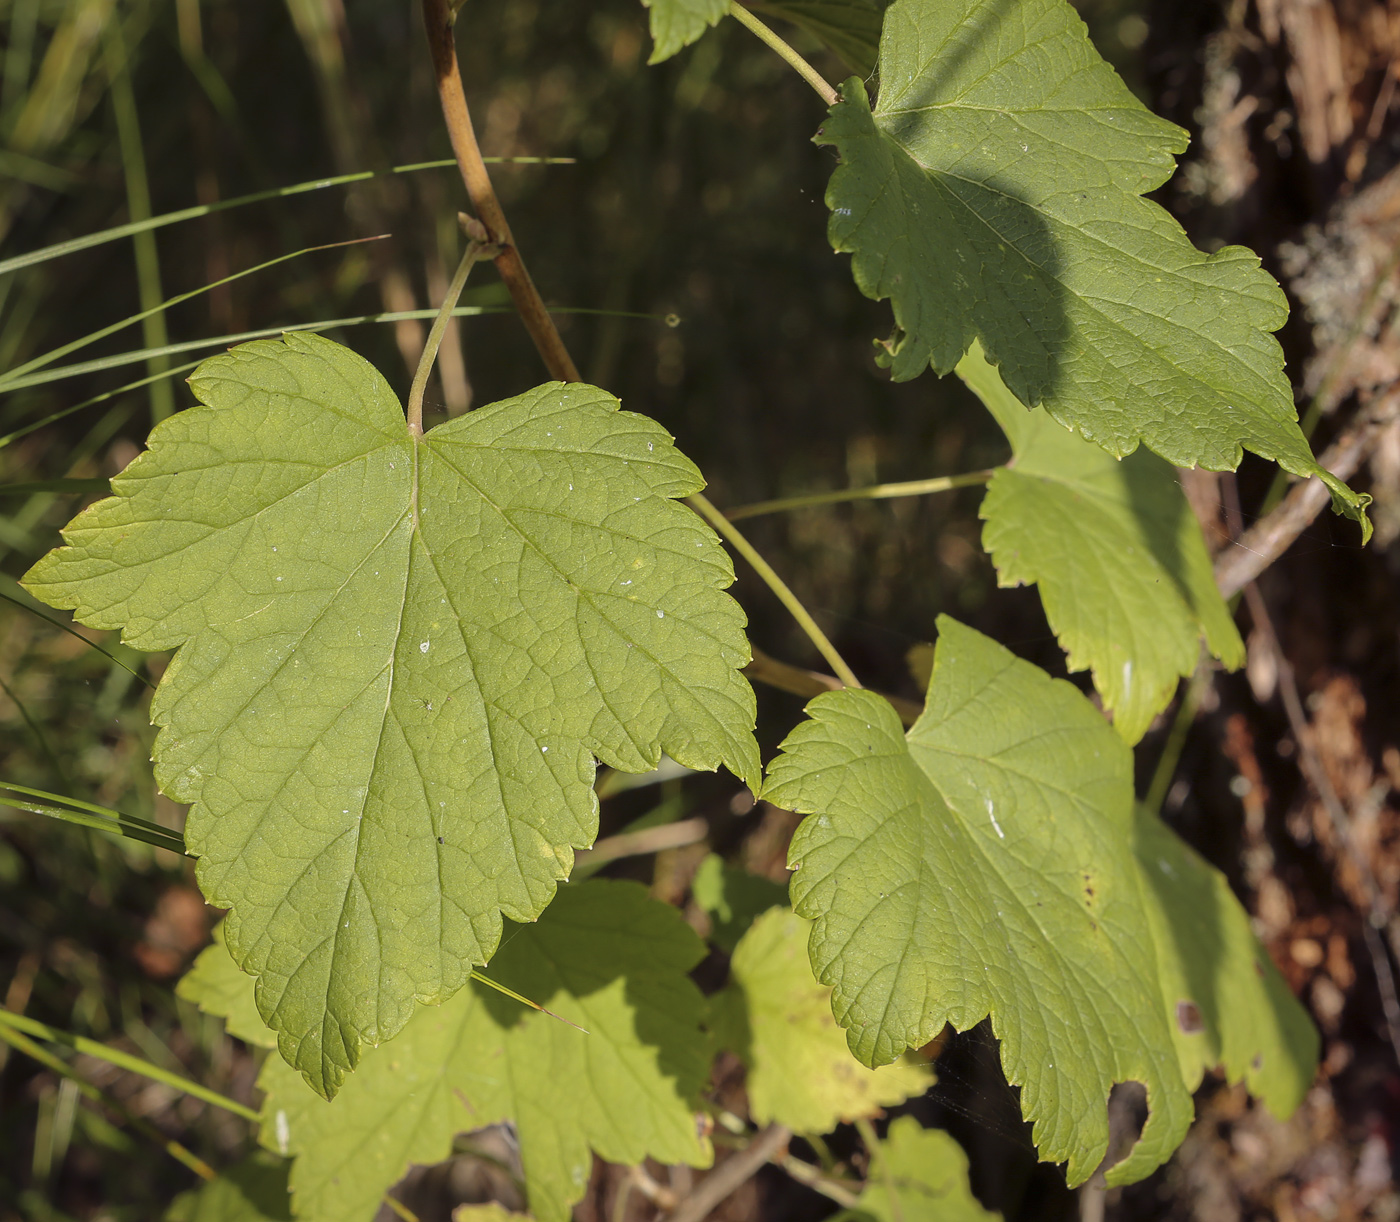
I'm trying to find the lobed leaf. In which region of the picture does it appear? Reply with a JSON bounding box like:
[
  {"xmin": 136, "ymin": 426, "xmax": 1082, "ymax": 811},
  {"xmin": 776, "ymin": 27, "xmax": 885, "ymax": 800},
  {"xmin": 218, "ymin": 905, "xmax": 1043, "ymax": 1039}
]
[
  {"xmin": 23, "ymin": 331, "xmax": 758, "ymax": 1098},
  {"xmin": 961, "ymin": 341, "xmax": 1243, "ymax": 744},
  {"xmin": 641, "ymin": 0, "xmax": 729, "ymax": 62},
  {"xmin": 709, "ymin": 906, "xmax": 931, "ymax": 1132},
  {"xmin": 1134, "ymin": 805, "xmax": 1318, "ymax": 1116},
  {"xmin": 842, "ymin": 1116, "xmax": 999, "ymax": 1222},
  {"xmin": 178, "ymin": 925, "xmax": 278, "ymax": 1051},
  {"xmin": 820, "ymin": 0, "xmax": 1369, "ymax": 532},
  {"xmin": 188, "ymin": 881, "xmax": 712, "ymax": 1222},
  {"xmin": 763, "ymin": 617, "xmax": 1192, "ymax": 1186},
  {"xmin": 749, "ymin": 0, "xmax": 890, "ymax": 75}
]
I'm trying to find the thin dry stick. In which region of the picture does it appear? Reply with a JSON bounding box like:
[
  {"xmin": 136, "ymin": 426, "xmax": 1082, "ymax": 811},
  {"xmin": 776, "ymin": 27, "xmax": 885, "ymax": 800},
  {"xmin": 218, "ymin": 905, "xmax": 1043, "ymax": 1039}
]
[
  {"xmin": 1242, "ymin": 583, "xmax": 1400, "ymax": 1065},
  {"xmin": 421, "ymin": 0, "xmax": 580, "ymax": 383},
  {"xmin": 1215, "ymin": 388, "xmax": 1400, "ymax": 598},
  {"xmin": 726, "ymin": 470, "xmax": 996, "ymax": 521},
  {"xmin": 572, "ymin": 817, "xmax": 709, "ymax": 870},
  {"xmin": 665, "ymin": 1124, "xmax": 792, "ymax": 1222},
  {"xmin": 688, "ymin": 493, "xmax": 862, "ymax": 689},
  {"xmin": 726, "ymin": 3, "xmax": 837, "ymax": 106}
]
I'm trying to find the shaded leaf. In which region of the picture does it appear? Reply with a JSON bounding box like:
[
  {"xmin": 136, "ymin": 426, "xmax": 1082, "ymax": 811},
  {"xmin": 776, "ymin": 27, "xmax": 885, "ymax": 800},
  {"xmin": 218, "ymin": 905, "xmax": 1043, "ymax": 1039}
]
[
  {"xmin": 763, "ymin": 617, "xmax": 1191, "ymax": 1186},
  {"xmin": 177, "ymin": 924, "xmax": 276, "ymax": 1050},
  {"xmin": 165, "ymin": 1153, "xmax": 292, "ymax": 1222},
  {"xmin": 209, "ymin": 882, "xmax": 713, "ymax": 1222},
  {"xmin": 24, "ymin": 332, "xmax": 757, "ymax": 1098},
  {"xmin": 690, "ymin": 853, "xmax": 788, "ymax": 952},
  {"xmin": 961, "ymin": 341, "xmax": 1243, "ymax": 744},
  {"xmin": 837, "ymin": 1116, "xmax": 998, "ymax": 1222},
  {"xmin": 821, "ymin": 0, "xmax": 1369, "ymax": 532},
  {"xmin": 1134, "ymin": 805, "xmax": 1318, "ymax": 1116},
  {"xmin": 709, "ymin": 907, "xmax": 931, "ymax": 1132},
  {"xmin": 642, "ymin": 0, "xmax": 729, "ymax": 62},
  {"xmin": 749, "ymin": 0, "xmax": 890, "ymax": 74}
]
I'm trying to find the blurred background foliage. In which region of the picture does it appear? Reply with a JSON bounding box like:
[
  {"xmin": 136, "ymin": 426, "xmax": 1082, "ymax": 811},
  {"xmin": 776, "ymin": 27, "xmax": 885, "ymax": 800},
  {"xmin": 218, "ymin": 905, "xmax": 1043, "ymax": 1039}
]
[{"xmin": 6, "ymin": 0, "xmax": 1400, "ymax": 1220}]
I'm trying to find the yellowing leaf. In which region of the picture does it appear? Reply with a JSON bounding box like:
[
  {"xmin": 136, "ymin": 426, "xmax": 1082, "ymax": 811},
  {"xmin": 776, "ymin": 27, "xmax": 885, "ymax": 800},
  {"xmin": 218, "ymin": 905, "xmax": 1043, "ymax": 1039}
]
[
  {"xmin": 641, "ymin": 0, "xmax": 728, "ymax": 62},
  {"xmin": 709, "ymin": 906, "xmax": 931, "ymax": 1132},
  {"xmin": 187, "ymin": 882, "xmax": 712, "ymax": 1222},
  {"xmin": 763, "ymin": 617, "xmax": 1191, "ymax": 1186},
  {"xmin": 24, "ymin": 332, "xmax": 758, "ymax": 1098},
  {"xmin": 1134, "ymin": 806, "xmax": 1317, "ymax": 1116},
  {"xmin": 961, "ymin": 341, "xmax": 1243, "ymax": 744},
  {"xmin": 821, "ymin": 0, "xmax": 1369, "ymax": 533},
  {"xmin": 845, "ymin": 1116, "xmax": 998, "ymax": 1222}
]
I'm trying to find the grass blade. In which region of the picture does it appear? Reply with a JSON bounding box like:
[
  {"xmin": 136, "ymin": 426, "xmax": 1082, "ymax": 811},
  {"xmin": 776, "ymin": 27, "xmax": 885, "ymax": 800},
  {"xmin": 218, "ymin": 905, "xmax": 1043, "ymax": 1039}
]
[
  {"xmin": 0, "ymin": 157, "xmax": 574, "ymax": 279},
  {"xmin": 0, "ymin": 1008, "xmax": 258, "ymax": 1122},
  {"xmin": 0, "ymin": 478, "xmax": 109, "ymax": 495},
  {"xmin": 0, "ymin": 781, "xmax": 186, "ymax": 855},
  {"xmin": 0, "ymin": 582, "xmax": 155, "ymax": 688}
]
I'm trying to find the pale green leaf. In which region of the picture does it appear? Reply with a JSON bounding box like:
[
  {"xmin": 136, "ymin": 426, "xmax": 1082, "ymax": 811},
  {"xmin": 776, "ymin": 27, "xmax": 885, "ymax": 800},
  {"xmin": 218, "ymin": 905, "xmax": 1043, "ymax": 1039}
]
[
  {"xmin": 235, "ymin": 882, "xmax": 712, "ymax": 1222},
  {"xmin": 840, "ymin": 1116, "xmax": 998, "ymax": 1222},
  {"xmin": 959, "ymin": 341, "xmax": 1243, "ymax": 744},
  {"xmin": 23, "ymin": 331, "xmax": 758, "ymax": 1099},
  {"xmin": 642, "ymin": 0, "xmax": 729, "ymax": 62},
  {"xmin": 763, "ymin": 617, "xmax": 1192, "ymax": 1186},
  {"xmin": 1134, "ymin": 805, "xmax": 1317, "ymax": 1116},
  {"xmin": 452, "ymin": 1206, "xmax": 531, "ymax": 1222},
  {"xmin": 821, "ymin": 0, "xmax": 1369, "ymax": 533},
  {"xmin": 748, "ymin": 0, "xmax": 890, "ymax": 74},
  {"xmin": 709, "ymin": 907, "xmax": 931, "ymax": 1132},
  {"xmin": 177, "ymin": 925, "xmax": 277, "ymax": 1050},
  {"xmin": 690, "ymin": 853, "xmax": 787, "ymax": 952},
  {"xmin": 164, "ymin": 1153, "xmax": 292, "ymax": 1222}
]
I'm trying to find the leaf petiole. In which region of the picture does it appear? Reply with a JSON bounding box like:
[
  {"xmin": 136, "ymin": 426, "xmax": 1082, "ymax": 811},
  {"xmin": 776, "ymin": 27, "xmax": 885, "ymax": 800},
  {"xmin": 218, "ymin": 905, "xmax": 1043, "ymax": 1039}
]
[
  {"xmin": 726, "ymin": 3, "xmax": 837, "ymax": 106},
  {"xmin": 726, "ymin": 469, "xmax": 996, "ymax": 521},
  {"xmin": 688, "ymin": 492, "xmax": 862, "ymax": 689}
]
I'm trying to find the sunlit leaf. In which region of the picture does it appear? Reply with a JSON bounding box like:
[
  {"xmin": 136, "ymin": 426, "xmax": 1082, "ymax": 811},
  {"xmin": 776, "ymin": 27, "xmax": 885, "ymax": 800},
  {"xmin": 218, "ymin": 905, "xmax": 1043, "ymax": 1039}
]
[
  {"xmin": 690, "ymin": 853, "xmax": 787, "ymax": 952},
  {"xmin": 821, "ymin": 0, "xmax": 1369, "ymax": 533},
  {"xmin": 709, "ymin": 906, "xmax": 931, "ymax": 1132},
  {"xmin": 24, "ymin": 331, "xmax": 758, "ymax": 1098},
  {"xmin": 763, "ymin": 617, "xmax": 1192, "ymax": 1186},
  {"xmin": 164, "ymin": 1153, "xmax": 292, "ymax": 1222},
  {"xmin": 187, "ymin": 882, "xmax": 712, "ymax": 1222},
  {"xmin": 961, "ymin": 341, "xmax": 1243, "ymax": 743},
  {"xmin": 839, "ymin": 1116, "xmax": 998, "ymax": 1222}
]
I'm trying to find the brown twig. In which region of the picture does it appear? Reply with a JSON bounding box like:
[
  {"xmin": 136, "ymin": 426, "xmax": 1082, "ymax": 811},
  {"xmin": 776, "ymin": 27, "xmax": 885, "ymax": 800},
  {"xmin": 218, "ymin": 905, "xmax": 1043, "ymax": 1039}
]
[
  {"xmin": 420, "ymin": 0, "xmax": 581, "ymax": 383},
  {"xmin": 1214, "ymin": 388, "xmax": 1400, "ymax": 598},
  {"xmin": 572, "ymin": 817, "xmax": 710, "ymax": 871},
  {"xmin": 744, "ymin": 647, "xmax": 922, "ymax": 727},
  {"xmin": 665, "ymin": 1124, "xmax": 792, "ymax": 1222}
]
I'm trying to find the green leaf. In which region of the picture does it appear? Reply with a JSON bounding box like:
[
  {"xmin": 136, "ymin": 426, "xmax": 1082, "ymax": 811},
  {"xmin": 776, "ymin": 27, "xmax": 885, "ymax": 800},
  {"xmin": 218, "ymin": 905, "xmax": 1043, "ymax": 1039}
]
[
  {"xmin": 229, "ymin": 881, "xmax": 712, "ymax": 1222},
  {"xmin": 748, "ymin": 0, "xmax": 890, "ymax": 75},
  {"xmin": 960, "ymin": 341, "xmax": 1243, "ymax": 744},
  {"xmin": 763, "ymin": 616, "xmax": 1191, "ymax": 1186},
  {"xmin": 164, "ymin": 1152, "xmax": 293, "ymax": 1222},
  {"xmin": 820, "ymin": 0, "xmax": 1370, "ymax": 534},
  {"xmin": 642, "ymin": 0, "xmax": 729, "ymax": 62},
  {"xmin": 23, "ymin": 331, "xmax": 758, "ymax": 1099},
  {"xmin": 177, "ymin": 925, "xmax": 278, "ymax": 1051},
  {"xmin": 1133, "ymin": 805, "xmax": 1318, "ymax": 1116},
  {"xmin": 690, "ymin": 853, "xmax": 788, "ymax": 952},
  {"xmin": 843, "ymin": 1116, "xmax": 998, "ymax": 1222},
  {"xmin": 709, "ymin": 907, "xmax": 931, "ymax": 1132}
]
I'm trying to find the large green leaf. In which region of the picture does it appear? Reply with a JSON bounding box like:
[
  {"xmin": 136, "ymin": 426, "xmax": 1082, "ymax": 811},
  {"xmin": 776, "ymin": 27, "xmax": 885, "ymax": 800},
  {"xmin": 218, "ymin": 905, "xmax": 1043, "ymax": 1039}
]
[
  {"xmin": 642, "ymin": 0, "xmax": 729, "ymax": 62},
  {"xmin": 749, "ymin": 0, "xmax": 890, "ymax": 74},
  {"xmin": 23, "ymin": 332, "xmax": 758, "ymax": 1099},
  {"xmin": 709, "ymin": 906, "xmax": 931, "ymax": 1132},
  {"xmin": 960, "ymin": 342, "xmax": 1243, "ymax": 744},
  {"xmin": 763, "ymin": 617, "xmax": 1191, "ymax": 1186},
  {"xmin": 839, "ymin": 1116, "xmax": 998, "ymax": 1222},
  {"xmin": 1134, "ymin": 806, "xmax": 1317, "ymax": 1116},
  {"xmin": 820, "ymin": 0, "xmax": 1369, "ymax": 533},
  {"xmin": 187, "ymin": 882, "xmax": 712, "ymax": 1222}
]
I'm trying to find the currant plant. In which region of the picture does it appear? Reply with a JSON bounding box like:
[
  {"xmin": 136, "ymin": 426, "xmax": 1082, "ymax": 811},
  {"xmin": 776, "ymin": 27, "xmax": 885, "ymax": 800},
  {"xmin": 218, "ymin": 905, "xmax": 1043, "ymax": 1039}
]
[{"xmin": 9, "ymin": 0, "xmax": 1363, "ymax": 1216}]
